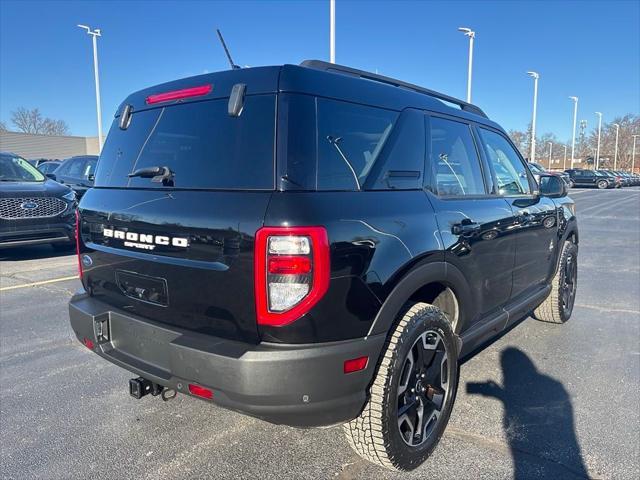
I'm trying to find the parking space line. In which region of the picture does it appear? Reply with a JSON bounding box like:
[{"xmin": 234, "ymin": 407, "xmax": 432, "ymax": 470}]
[{"xmin": 0, "ymin": 275, "xmax": 79, "ymax": 292}]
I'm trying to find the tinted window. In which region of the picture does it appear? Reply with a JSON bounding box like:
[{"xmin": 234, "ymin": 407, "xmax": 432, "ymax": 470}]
[
  {"xmin": 429, "ymin": 117, "xmax": 485, "ymax": 196},
  {"xmin": 96, "ymin": 95, "xmax": 275, "ymax": 190},
  {"xmin": 66, "ymin": 158, "xmax": 87, "ymax": 177},
  {"xmin": 0, "ymin": 154, "xmax": 45, "ymax": 182},
  {"xmin": 366, "ymin": 109, "xmax": 425, "ymax": 190},
  {"xmin": 317, "ymin": 98, "xmax": 397, "ymax": 190},
  {"xmin": 478, "ymin": 128, "xmax": 532, "ymax": 195}
]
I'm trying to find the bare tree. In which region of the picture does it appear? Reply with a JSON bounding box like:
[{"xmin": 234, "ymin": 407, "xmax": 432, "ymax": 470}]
[
  {"xmin": 584, "ymin": 114, "xmax": 639, "ymax": 170},
  {"xmin": 0, "ymin": 120, "xmax": 7, "ymax": 132},
  {"xmin": 508, "ymin": 129, "xmax": 528, "ymax": 157},
  {"xmin": 10, "ymin": 107, "xmax": 70, "ymax": 135}
]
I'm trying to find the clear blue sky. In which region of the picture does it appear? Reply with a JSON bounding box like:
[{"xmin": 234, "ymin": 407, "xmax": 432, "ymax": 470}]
[{"xmin": 1, "ymin": 0, "xmax": 638, "ymax": 142}]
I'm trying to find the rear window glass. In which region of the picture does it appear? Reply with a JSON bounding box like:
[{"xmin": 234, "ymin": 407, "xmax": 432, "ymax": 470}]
[
  {"xmin": 95, "ymin": 95, "xmax": 275, "ymax": 190},
  {"xmin": 317, "ymin": 99, "xmax": 397, "ymax": 190}
]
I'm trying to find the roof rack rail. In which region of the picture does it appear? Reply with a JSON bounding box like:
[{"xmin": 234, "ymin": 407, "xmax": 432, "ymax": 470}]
[{"xmin": 300, "ymin": 60, "xmax": 488, "ymax": 118}]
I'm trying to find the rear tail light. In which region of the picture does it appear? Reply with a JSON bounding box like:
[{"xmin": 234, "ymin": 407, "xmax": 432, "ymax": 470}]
[
  {"xmin": 145, "ymin": 84, "xmax": 212, "ymax": 104},
  {"xmin": 254, "ymin": 227, "xmax": 330, "ymax": 327},
  {"xmin": 75, "ymin": 209, "xmax": 83, "ymax": 279}
]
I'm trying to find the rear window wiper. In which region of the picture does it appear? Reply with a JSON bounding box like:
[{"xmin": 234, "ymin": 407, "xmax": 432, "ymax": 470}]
[{"xmin": 128, "ymin": 166, "xmax": 174, "ymax": 186}]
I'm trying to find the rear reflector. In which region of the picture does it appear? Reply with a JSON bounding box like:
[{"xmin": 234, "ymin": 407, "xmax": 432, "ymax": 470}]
[
  {"xmin": 344, "ymin": 356, "xmax": 368, "ymax": 374},
  {"xmin": 82, "ymin": 337, "xmax": 94, "ymax": 350},
  {"xmin": 145, "ymin": 84, "xmax": 212, "ymax": 104},
  {"xmin": 188, "ymin": 383, "xmax": 213, "ymax": 400}
]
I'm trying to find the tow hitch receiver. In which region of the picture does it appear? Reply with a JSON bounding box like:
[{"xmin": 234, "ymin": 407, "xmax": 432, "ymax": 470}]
[{"xmin": 129, "ymin": 377, "xmax": 163, "ymax": 399}]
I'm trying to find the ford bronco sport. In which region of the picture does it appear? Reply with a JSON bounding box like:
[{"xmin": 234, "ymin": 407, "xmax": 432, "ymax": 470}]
[{"xmin": 69, "ymin": 61, "xmax": 578, "ymax": 471}]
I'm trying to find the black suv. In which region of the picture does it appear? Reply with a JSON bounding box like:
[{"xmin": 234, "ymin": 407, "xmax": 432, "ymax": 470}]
[
  {"xmin": 69, "ymin": 62, "xmax": 578, "ymax": 471},
  {"xmin": 1, "ymin": 152, "xmax": 77, "ymax": 249},
  {"xmin": 565, "ymin": 168, "xmax": 615, "ymax": 189},
  {"xmin": 50, "ymin": 155, "xmax": 98, "ymax": 198}
]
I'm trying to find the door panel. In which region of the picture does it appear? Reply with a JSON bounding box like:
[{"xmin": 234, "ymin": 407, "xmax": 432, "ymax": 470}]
[
  {"xmin": 426, "ymin": 115, "xmax": 517, "ymax": 328},
  {"xmin": 474, "ymin": 126, "xmax": 560, "ymax": 300},
  {"xmin": 428, "ymin": 193, "xmax": 517, "ymax": 321},
  {"xmin": 506, "ymin": 196, "xmax": 559, "ymax": 298}
]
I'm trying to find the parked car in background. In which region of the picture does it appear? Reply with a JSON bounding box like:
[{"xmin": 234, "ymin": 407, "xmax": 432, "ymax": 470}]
[
  {"xmin": 565, "ymin": 169, "xmax": 615, "ymax": 189},
  {"xmin": 49, "ymin": 155, "xmax": 98, "ymax": 198},
  {"xmin": 529, "ymin": 162, "xmax": 571, "ymax": 187},
  {"xmin": 27, "ymin": 158, "xmax": 57, "ymax": 168},
  {"xmin": 595, "ymin": 170, "xmax": 622, "ymax": 188},
  {"xmin": 0, "ymin": 152, "xmax": 77, "ymax": 249},
  {"xmin": 37, "ymin": 161, "xmax": 62, "ymax": 175}
]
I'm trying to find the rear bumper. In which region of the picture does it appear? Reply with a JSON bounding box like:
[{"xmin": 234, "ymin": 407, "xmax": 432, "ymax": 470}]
[
  {"xmin": 69, "ymin": 291, "xmax": 386, "ymax": 427},
  {"xmin": 0, "ymin": 222, "xmax": 74, "ymax": 248}
]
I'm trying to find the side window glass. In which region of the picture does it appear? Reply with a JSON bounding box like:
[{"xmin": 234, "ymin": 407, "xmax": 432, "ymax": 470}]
[
  {"xmin": 429, "ymin": 117, "xmax": 486, "ymax": 196},
  {"xmin": 478, "ymin": 128, "xmax": 532, "ymax": 195},
  {"xmin": 56, "ymin": 160, "xmax": 71, "ymax": 175},
  {"xmin": 66, "ymin": 159, "xmax": 86, "ymax": 177},
  {"xmin": 317, "ymin": 98, "xmax": 397, "ymax": 190},
  {"xmin": 366, "ymin": 109, "xmax": 425, "ymax": 190}
]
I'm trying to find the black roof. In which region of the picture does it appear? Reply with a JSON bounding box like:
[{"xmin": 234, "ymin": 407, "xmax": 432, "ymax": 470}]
[{"xmin": 117, "ymin": 62, "xmax": 501, "ymax": 131}]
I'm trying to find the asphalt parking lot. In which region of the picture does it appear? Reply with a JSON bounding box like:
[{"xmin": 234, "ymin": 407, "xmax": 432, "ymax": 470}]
[{"xmin": 1, "ymin": 187, "xmax": 639, "ymax": 480}]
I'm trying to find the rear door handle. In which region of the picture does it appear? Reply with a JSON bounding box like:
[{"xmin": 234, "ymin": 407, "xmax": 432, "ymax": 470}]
[{"xmin": 452, "ymin": 221, "xmax": 481, "ymax": 236}]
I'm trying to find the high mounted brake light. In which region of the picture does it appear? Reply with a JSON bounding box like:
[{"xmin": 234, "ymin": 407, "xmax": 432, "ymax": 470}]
[
  {"xmin": 145, "ymin": 84, "xmax": 212, "ymax": 105},
  {"xmin": 254, "ymin": 227, "xmax": 330, "ymax": 327}
]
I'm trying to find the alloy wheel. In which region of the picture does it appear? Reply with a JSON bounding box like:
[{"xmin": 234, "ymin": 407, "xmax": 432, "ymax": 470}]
[{"xmin": 397, "ymin": 330, "xmax": 451, "ymax": 447}]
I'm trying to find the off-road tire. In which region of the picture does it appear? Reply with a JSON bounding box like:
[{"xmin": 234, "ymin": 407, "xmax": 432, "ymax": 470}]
[
  {"xmin": 343, "ymin": 303, "xmax": 459, "ymax": 471},
  {"xmin": 533, "ymin": 241, "xmax": 578, "ymax": 324},
  {"xmin": 597, "ymin": 180, "xmax": 609, "ymax": 189}
]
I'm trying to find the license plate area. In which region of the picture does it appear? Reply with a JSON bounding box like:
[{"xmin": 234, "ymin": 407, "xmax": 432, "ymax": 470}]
[{"xmin": 116, "ymin": 270, "xmax": 169, "ymax": 307}]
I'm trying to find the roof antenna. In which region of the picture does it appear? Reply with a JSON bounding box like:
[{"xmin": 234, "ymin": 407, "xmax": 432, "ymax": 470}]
[{"xmin": 216, "ymin": 29, "xmax": 240, "ymax": 70}]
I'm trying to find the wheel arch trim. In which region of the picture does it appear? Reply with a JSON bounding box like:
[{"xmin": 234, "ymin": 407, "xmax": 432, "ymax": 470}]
[{"xmin": 367, "ymin": 261, "xmax": 474, "ymax": 338}]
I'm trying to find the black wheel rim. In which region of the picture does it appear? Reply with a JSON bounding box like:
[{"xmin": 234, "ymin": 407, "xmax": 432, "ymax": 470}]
[
  {"xmin": 397, "ymin": 330, "xmax": 450, "ymax": 447},
  {"xmin": 561, "ymin": 253, "xmax": 577, "ymax": 316}
]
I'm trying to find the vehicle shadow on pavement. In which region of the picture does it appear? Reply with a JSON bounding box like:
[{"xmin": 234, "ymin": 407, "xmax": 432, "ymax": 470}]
[
  {"xmin": 0, "ymin": 244, "xmax": 75, "ymax": 262},
  {"xmin": 466, "ymin": 347, "xmax": 590, "ymax": 479}
]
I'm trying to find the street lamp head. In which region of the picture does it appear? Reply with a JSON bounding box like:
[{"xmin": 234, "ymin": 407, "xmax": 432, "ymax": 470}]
[
  {"xmin": 77, "ymin": 24, "xmax": 101, "ymax": 36},
  {"xmin": 569, "ymin": 96, "xmax": 578, "ymax": 102},
  {"xmin": 527, "ymin": 71, "xmax": 539, "ymax": 79},
  {"xmin": 595, "ymin": 111, "xmax": 602, "ymax": 116},
  {"xmin": 458, "ymin": 27, "xmax": 475, "ymax": 37}
]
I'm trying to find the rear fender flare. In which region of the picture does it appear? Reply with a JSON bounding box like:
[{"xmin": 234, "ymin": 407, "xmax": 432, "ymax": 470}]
[{"xmin": 367, "ymin": 261, "xmax": 475, "ymax": 338}]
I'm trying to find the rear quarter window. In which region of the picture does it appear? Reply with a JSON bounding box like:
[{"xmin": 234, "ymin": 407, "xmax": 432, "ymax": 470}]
[{"xmin": 95, "ymin": 95, "xmax": 276, "ymax": 190}]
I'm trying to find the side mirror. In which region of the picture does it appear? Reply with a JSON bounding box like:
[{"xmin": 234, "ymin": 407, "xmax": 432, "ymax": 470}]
[
  {"xmin": 539, "ymin": 174, "xmax": 567, "ymax": 198},
  {"xmin": 45, "ymin": 173, "xmax": 57, "ymax": 181},
  {"xmin": 87, "ymin": 174, "xmax": 95, "ymax": 182}
]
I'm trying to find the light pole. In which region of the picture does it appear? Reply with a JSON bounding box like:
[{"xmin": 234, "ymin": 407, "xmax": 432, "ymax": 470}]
[
  {"xmin": 595, "ymin": 112, "xmax": 602, "ymax": 170},
  {"xmin": 612, "ymin": 123, "xmax": 620, "ymax": 170},
  {"xmin": 563, "ymin": 144, "xmax": 568, "ymax": 170},
  {"xmin": 527, "ymin": 71, "xmax": 539, "ymax": 162},
  {"xmin": 632, "ymin": 135, "xmax": 639, "ymax": 174},
  {"xmin": 78, "ymin": 24, "xmax": 103, "ymax": 150},
  {"xmin": 569, "ymin": 96, "xmax": 578, "ymax": 168},
  {"xmin": 547, "ymin": 141, "xmax": 553, "ymax": 169},
  {"xmin": 329, "ymin": 0, "xmax": 335, "ymax": 63},
  {"xmin": 458, "ymin": 27, "xmax": 475, "ymax": 103}
]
